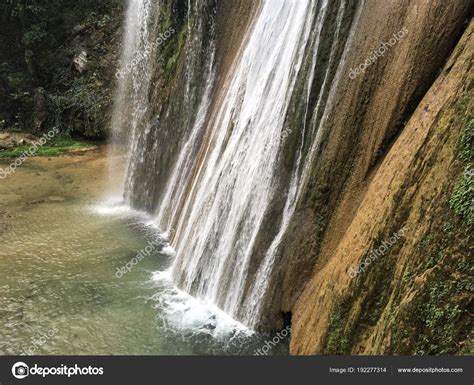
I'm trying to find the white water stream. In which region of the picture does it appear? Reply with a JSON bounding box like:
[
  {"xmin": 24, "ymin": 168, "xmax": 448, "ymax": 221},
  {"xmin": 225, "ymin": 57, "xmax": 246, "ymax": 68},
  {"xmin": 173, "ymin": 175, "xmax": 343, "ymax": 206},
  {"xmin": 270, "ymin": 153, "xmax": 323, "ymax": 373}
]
[{"xmin": 110, "ymin": 0, "xmax": 362, "ymax": 330}]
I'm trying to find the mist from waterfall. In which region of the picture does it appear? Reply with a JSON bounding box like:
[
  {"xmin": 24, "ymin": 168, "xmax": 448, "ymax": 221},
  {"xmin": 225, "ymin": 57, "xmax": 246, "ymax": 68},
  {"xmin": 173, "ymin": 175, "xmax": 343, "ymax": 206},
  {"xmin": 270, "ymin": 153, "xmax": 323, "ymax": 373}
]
[{"xmin": 106, "ymin": 0, "xmax": 156, "ymax": 201}]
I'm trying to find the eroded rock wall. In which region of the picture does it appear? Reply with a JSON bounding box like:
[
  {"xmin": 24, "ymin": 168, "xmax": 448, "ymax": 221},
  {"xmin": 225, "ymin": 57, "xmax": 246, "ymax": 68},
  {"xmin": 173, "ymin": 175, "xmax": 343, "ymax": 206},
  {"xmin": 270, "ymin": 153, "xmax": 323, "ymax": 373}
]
[
  {"xmin": 124, "ymin": 0, "xmax": 258, "ymax": 211},
  {"xmin": 290, "ymin": 15, "xmax": 473, "ymax": 355}
]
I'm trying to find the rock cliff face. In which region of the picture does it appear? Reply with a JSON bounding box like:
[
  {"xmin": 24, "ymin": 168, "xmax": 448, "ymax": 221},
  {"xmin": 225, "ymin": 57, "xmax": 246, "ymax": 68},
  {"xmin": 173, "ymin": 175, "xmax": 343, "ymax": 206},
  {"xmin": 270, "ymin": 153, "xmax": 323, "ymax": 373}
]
[
  {"xmin": 123, "ymin": 0, "xmax": 257, "ymax": 211},
  {"xmin": 251, "ymin": 0, "xmax": 473, "ymax": 334},
  {"xmin": 290, "ymin": 13, "xmax": 473, "ymax": 355},
  {"xmin": 113, "ymin": 0, "xmax": 472, "ymax": 354}
]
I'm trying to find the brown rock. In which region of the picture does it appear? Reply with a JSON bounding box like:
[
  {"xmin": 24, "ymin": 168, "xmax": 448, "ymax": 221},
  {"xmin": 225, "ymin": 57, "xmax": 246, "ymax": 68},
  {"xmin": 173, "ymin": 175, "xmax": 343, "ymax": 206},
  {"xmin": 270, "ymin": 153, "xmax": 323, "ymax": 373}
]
[{"xmin": 290, "ymin": 18, "xmax": 473, "ymax": 355}]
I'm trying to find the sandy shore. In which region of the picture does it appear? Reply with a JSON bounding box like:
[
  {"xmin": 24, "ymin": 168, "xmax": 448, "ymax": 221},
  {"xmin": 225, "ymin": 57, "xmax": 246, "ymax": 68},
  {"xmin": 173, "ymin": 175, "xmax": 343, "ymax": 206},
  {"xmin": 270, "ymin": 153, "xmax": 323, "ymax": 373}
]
[{"xmin": 0, "ymin": 146, "xmax": 111, "ymax": 233}]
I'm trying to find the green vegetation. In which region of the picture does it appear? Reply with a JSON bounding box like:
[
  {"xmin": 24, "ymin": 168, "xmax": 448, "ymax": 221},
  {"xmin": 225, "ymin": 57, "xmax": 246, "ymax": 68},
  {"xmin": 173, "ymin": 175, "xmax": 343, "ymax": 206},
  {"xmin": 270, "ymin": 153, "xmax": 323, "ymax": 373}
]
[
  {"xmin": 414, "ymin": 279, "xmax": 470, "ymax": 355},
  {"xmin": 399, "ymin": 213, "xmax": 473, "ymax": 355},
  {"xmin": 0, "ymin": 137, "xmax": 93, "ymax": 158},
  {"xmin": 417, "ymin": 226, "xmax": 453, "ymax": 271},
  {"xmin": 0, "ymin": 0, "xmax": 122, "ymax": 137},
  {"xmin": 459, "ymin": 118, "xmax": 474, "ymax": 163},
  {"xmin": 449, "ymin": 119, "xmax": 474, "ymax": 225},
  {"xmin": 163, "ymin": 27, "xmax": 186, "ymax": 77},
  {"xmin": 450, "ymin": 174, "xmax": 474, "ymax": 225},
  {"xmin": 159, "ymin": 3, "xmax": 188, "ymax": 81},
  {"xmin": 323, "ymin": 301, "xmax": 351, "ymax": 355}
]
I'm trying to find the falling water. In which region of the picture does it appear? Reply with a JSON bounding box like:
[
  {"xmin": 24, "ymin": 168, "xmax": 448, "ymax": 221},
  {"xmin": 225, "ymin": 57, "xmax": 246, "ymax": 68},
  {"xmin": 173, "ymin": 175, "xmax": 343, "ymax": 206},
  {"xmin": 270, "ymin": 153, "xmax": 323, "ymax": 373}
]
[
  {"xmin": 115, "ymin": 0, "xmax": 361, "ymax": 329},
  {"xmin": 155, "ymin": 0, "xmax": 339, "ymax": 326},
  {"xmin": 107, "ymin": 0, "xmax": 157, "ymax": 199}
]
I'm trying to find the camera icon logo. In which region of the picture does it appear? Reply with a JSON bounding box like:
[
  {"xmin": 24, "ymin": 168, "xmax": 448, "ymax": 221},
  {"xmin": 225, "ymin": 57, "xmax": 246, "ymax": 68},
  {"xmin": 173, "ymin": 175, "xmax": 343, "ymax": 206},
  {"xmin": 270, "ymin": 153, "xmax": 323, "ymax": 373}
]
[{"xmin": 12, "ymin": 362, "xmax": 29, "ymax": 379}]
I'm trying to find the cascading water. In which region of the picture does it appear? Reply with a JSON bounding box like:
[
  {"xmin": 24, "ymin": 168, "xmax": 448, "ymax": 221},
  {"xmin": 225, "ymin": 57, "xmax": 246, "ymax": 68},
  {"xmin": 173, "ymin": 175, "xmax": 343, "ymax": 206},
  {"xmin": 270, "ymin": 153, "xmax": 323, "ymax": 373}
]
[
  {"xmin": 108, "ymin": 0, "xmax": 217, "ymax": 206},
  {"xmin": 162, "ymin": 0, "xmax": 320, "ymax": 326},
  {"xmin": 107, "ymin": 0, "xmax": 157, "ymax": 200},
  {"xmin": 113, "ymin": 0, "xmax": 362, "ymax": 330}
]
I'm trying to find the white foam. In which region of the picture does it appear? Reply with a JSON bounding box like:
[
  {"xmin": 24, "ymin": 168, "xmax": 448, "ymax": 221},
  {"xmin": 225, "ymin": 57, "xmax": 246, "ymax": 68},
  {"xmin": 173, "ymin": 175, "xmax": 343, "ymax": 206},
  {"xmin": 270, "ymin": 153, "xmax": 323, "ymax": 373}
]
[
  {"xmin": 92, "ymin": 200, "xmax": 247, "ymax": 338},
  {"xmin": 152, "ymin": 270, "xmax": 253, "ymax": 338},
  {"xmin": 91, "ymin": 200, "xmax": 175, "ymax": 237},
  {"xmin": 92, "ymin": 203, "xmax": 135, "ymax": 216},
  {"xmin": 152, "ymin": 269, "xmax": 172, "ymax": 281},
  {"xmin": 90, "ymin": 199, "xmax": 153, "ymax": 224},
  {"xmin": 90, "ymin": 197, "xmax": 139, "ymax": 216},
  {"xmin": 161, "ymin": 246, "xmax": 175, "ymax": 257},
  {"xmin": 91, "ymin": 201, "xmax": 175, "ymax": 254}
]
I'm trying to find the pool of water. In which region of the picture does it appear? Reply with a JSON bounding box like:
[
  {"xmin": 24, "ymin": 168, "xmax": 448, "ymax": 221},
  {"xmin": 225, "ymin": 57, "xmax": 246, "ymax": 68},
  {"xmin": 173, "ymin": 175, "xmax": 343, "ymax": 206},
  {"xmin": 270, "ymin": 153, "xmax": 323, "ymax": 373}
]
[{"xmin": 0, "ymin": 198, "xmax": 288, "ymax": 355}]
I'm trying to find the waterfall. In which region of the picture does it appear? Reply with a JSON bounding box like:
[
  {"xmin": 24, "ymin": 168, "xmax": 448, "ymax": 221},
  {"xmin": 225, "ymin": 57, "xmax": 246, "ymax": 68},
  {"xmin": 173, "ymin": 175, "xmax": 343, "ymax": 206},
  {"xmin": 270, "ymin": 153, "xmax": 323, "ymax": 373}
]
[
  {"xmin": 157, "ymin": 0, "xmax": 326, "ymax": 326},
  {"xmin": 242, "ymin": 0, "xmax": 364, "ymax": 327},
  {"xmin": 106, "ymin": 0, "xmax": 157, "ymax": 201},
  {"xmin": 114, "ymin": 0, "xmax": 360, "ymax": 329}
]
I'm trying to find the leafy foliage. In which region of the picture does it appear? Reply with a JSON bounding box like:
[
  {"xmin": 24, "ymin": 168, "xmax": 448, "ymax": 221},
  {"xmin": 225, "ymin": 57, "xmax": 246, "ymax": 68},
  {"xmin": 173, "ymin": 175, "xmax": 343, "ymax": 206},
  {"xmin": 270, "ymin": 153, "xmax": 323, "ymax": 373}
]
[
  {"xmin": 22, "ymin": 22, "xmax": 48, "ymax": 46},
  {"xmin": 415, "ymin": 279, "xmax": 470, "ymax": 354},
  {"xmin": 0, "ymin": 0, "xmax": 122, "ymax": 137}
]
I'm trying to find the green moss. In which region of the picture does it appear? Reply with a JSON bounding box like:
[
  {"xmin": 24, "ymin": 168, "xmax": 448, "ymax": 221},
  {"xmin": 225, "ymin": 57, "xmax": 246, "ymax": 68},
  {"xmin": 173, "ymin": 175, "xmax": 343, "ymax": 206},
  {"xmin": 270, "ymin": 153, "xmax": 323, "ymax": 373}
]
[
  {"xmin": 323, "ymin": 300, "xmax": 352, "ymax": 355},
  {"xmin": 449, "ymin": 119, "xmax": 474, "ymax": 225},
  {"xmin": 314, "ymin": 211, "xmax": 327, "ymax": 238},
  {"xmin": 417, "ymin": 223, "xmax": 464, "ymax": 271},
  {"xmin": 424, "ymin": 248, "xmax": 445, "ymax": 270},
  {"xmin": 0, "ymin": 137, "xmax": 93, "ymax": 158},
  {"xmin": 401, "ymin": 214, "xmax": 472, "ymax": 355},
  {"xmin": 414, "ymin": 279, "xmax": 469, "ymax": 355},
  {"xmin": 401, "ymin": 269, "xmax": 414, "ymax": 286},
  {"xmin": 459, "ymin": 118, "xmax": 473, "ymax": 163},
  {"xmin": 449, "ymin": 172, "xmax": 474, "ymax": 225},
  {"xmin": 162, "ymin": 27, "xmax": 186, "ymax": 78},
  {"xmin": 390, "ymin": 209, "xmax": 471, "ymax": 355},
  {"xmin": 455, "ymin": 259, "xmax": 474, "ymax": 274}
]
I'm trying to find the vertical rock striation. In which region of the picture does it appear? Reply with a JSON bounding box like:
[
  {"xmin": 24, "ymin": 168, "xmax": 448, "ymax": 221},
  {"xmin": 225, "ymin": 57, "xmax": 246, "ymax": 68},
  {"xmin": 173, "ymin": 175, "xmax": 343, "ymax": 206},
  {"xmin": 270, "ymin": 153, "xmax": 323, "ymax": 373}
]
[{"xmin": 291, "ymin": 16, "xmax": 473, "ymax": 355}]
